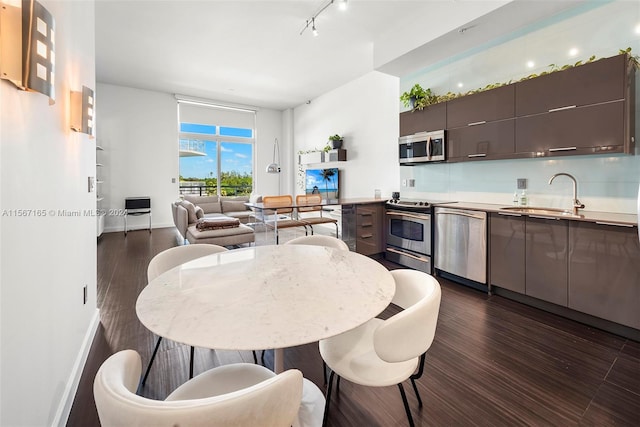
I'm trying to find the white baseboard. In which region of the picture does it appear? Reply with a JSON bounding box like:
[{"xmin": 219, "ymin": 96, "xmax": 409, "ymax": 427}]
[
  {"xmin": 53, "ymin": 309, "xmax": 100, "ymax": 427},
  {"xmin": 103, "ymin": 223, "xmax": 175, "ymax": 233}
]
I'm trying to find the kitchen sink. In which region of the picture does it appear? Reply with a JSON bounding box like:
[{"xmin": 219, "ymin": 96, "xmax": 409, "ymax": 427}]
[{"xmin": 499, "ymin": 206, "xmax": 583, "ymax": 217}]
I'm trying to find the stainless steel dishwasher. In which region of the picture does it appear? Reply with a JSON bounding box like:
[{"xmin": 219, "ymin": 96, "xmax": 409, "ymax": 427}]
[{"xmin": 434, "ymin": 207, "xmax": 487, "ymax": 284}]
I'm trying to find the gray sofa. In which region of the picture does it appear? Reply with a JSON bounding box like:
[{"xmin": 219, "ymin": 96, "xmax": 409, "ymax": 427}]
[{"xmin": 172, "ymin": 195, "xmax": 261, "ymax": 246}]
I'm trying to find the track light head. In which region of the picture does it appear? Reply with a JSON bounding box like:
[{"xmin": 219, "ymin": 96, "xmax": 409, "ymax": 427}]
[
  {"xmin": 339, "ymin": 0, "xmax": 347, "ymax": 11},
  {"xmin": 312, "ymin": 18, "xmax": 318, "ymax": 36}
]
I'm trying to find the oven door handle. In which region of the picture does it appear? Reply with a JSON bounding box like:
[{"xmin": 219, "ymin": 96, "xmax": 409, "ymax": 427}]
[
  {"xmin": 386, "ymin": 211, "xmax": 431, "ymax": 221},
  {"xmin": 386, "ymin": 247, "xmax": 430, "ymax": 262}
]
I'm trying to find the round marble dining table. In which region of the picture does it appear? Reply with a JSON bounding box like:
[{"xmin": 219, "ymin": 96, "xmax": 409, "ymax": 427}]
[{"xmin": 136, "ymin": 244, "xmax": 396, "ymax": 373}]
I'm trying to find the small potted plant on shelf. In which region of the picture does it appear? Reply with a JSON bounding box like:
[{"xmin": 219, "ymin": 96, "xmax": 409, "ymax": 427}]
[{"xmin": 328, "ymin": 134, "xmax": 343, "ymax": 149}]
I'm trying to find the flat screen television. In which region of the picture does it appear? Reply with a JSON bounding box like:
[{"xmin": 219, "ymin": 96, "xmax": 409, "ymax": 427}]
[{"xmin": 305, "ymin": 168, "xmax": 339, "ymax": 201}]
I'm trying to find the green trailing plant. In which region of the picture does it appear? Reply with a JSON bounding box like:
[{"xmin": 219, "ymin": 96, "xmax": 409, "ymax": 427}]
[
  {"xmin": 401, "ymin": 48, "xmax": 636, "ymax": 109},
  {"xmin": 620, "ymin": 47, "xmax": 639, "ymax": 69}
]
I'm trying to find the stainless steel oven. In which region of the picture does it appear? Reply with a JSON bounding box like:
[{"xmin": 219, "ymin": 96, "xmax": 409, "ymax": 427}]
[
  {"xmin": 399, "ymin": 130, "xmax": 445, "ymax": 164},
  {"xmin": 385, "ymin": 200, "xmax": 433, "ymax": 273}
]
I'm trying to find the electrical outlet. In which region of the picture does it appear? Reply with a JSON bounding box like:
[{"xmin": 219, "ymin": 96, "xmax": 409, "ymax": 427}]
[
  {"xmin": 83, "ymin": 285, "xmax": 88, "ymax": 305},
  {"xmin": 517, "ymin": 178, "xmax": 527, "ymax": 190},
  {"xmin": 171, "ymin": 178, "xmax": 176, "ymax": 183},
  {"xmin": 408, "ymin": 179, "xmax": 415, "ymax": 187}
]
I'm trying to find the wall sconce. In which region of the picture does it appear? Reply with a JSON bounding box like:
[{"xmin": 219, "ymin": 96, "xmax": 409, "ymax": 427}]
[
  {"xmin": 0, "ymin": 0, "xmax": 56, "ymax": 104},
  {"xmin": 71, "ymin": 86, "xmax": 94, "ymax": 136}
]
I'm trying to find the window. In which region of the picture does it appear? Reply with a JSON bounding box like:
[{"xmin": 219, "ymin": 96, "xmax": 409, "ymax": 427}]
[{"xmin": 177, "ymin": 101, "xmax": 255, "ymax": 196}]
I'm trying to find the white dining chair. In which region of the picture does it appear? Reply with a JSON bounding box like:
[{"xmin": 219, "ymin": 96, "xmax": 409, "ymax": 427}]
[
  {"xmin": 319, "ymin": 269, "xmax": 442, "ymax": 427},
  {"xmin": 143, "ymin": 243, "xmax": 265, "ymax": 385},
  {"xmin": 285, "ymin": 234, "xmax": 349, "ymax": 251},
  {"xmin": 94, "ymin": 349, "xmax": 303, "ymax": 427}
]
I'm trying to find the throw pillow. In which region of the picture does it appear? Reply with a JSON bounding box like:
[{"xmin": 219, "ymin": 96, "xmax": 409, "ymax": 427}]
[{"xmin": 195, "ymin": 206, "xmax": 204, "ymax": 219}]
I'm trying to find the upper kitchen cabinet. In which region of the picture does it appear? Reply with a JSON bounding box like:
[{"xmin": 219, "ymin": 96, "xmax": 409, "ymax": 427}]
[
  {"xmin": 514, "ymin": 53, "xmax": 635, "ymax": 156},
  {"xmin": 515, "ymin": 54, "xmax": 626, "ymax": 116},
  {"xmin": 399, "ymin": 102, "xmax": 446, "ymax": 136},
  {"xmin": 447, "ymin": 84, "xmax": 515, "ymax": 128},
  {"xmin": 447, "ymin": 85, "xmax": 515, "ymax": 161}
]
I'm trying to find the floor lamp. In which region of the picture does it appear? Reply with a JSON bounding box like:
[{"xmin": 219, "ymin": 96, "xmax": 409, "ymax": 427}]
[{"xmin": 266, "ymin": 138, "xmax": 281, "ymax": 195}]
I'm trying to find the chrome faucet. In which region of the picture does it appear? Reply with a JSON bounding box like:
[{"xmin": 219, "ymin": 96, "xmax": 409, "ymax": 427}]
[{"xmin": 549, "ymin": 173, "xmax": 585, "ymax": 213}]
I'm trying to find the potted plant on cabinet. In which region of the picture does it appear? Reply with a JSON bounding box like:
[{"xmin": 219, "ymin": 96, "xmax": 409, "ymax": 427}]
[
  {"xmin": 328, "ymin": 134, "xmax": 343, "ymax": 149},
  {"xmin": 400, "ymin": 83, "xmax": 437, "ymax": 111}
]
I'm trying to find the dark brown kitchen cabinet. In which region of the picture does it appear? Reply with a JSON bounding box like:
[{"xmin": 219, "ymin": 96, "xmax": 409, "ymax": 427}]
[
  {"xmin": 446, "ymin": 84, "xmax": 515, "ymax": 128},
  {"xmin": 447, "ymin": 119, "xmax": 515, "ymax": 161},
  {"xmin": 490, "ymin": 213, "xmax": 525, "ymax": 293},
  {"xmin": 525, "ymin": 217, "xmax": 568, "ymax": 306},
  {"xmin": 568, "ymin": 221, "xmax": 640, "ymax": 329},
  {"xmin": 399, "ymin": 102, "xmax": 446, "ymax": 136},
  {"xmin": 515, "ymin": 54, "xmax": 627, "ymax": 117},
  {"xmin": 515, "ymin": 100, "xmax": 627, "ymax": 155},
  {"xmin": 356, "ymin": 203, "xmax": 384, "ymax": 256}
]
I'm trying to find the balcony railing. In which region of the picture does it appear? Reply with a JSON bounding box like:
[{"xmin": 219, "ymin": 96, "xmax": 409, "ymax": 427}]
[
  {"xmin": 179, "ymin": 139, "xmax": 206, "ymax": 157},
  {"xmin": 179, "ymin": 184, "xmax": 252, "ymax": 196}
]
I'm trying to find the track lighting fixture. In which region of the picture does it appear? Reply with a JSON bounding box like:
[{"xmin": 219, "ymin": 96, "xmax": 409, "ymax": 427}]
[{"xmin": 300, "ymin": 0, "xmax": 347, "ymax": 36}]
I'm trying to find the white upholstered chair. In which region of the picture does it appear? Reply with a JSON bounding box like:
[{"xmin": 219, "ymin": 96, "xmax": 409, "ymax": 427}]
[
  {"xmin": 285, "ymin": 234, "xmax": 349, "ymax": 251},
  {"xmin": 94, "ymin": 350, "xmax": 303, "ymax": 427},
  {"xmin": 143, "ymin": 244, "xmax": 247, "ymax": 385},
  {"xmin": 319, "ymin": 269, "xmax": 442, "ymax": 427}
]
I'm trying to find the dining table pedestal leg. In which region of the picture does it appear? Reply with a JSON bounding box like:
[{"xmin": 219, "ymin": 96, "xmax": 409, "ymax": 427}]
[{"xmin": 274, "ymin": 348, "xmax": 284, "ymax": 373}]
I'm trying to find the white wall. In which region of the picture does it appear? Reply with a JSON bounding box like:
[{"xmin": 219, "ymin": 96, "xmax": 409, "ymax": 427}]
[
  {"xmin": 97, "ymin": 84, "xmax": 284, "ymax": 229},
  {"xmin": 255, "ymin": 108, "xmax": 284, "ymax": 195},
  {"xmin": 399, "ymin": 0, "xmax": 640, "ymax": 214},
  {"xmin": 97, "ymin": 83, "xmax": 179, "ymax": 231},
  {"xmin": 0, "ymin": 1, "xmax": 98, "ymax": 425},
  {"xmin": 293, "ymin": 71, "xmax": 400, "ymax": 199}
]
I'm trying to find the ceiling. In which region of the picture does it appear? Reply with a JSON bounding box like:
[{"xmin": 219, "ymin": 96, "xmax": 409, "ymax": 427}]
[{"xmin": 95, "ymin": 0, "xmax": 587, "ymax": 111}]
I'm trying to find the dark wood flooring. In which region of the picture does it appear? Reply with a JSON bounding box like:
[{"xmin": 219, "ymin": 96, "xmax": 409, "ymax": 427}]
[{"xmin": 67, "ymin": 227, "xmax": 640, "ymax": 426}]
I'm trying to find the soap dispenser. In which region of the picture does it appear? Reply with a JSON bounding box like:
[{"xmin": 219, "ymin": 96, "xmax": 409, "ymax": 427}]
[
  {"xmin": 519, "ymin": 190, "xmax": 528, "ymax": 207},
  {"xmin": 513, "ymin": 192, "xmax": 519, "ymax": 206}
]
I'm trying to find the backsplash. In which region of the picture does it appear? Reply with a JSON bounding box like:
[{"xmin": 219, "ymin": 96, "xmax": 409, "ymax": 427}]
[{"xmin": 400, "ymin": 151, "xmax": 640, "ymax": 214}]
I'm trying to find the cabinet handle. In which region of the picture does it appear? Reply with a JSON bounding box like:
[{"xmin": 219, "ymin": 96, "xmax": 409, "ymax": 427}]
[
  {"xmin": 548, "ymin": 147, "xmax": 577, "ymax": 152},
  {"xmin": 468, "ymin": 121, "xmax": 486, "ymax": 126},
  {"xmin": 529, "ymin": 215, "xmax": 560, "ymax": 220},
  {"xmin": 548, "ymin": 105, "xmax": 576, "ymax": 113},
  {"xmin": 468, "ymin": 153, "xmax": 487, "ymax": 158},
  {"xmin": 360, "ymin": 233, "xmax": 373, "ymax": 239},
  {"xmin": 498, "ymin": 212, "xmax": 522, "ymax": 217},
  {"xmin": 595, "ymin": 221, "xmax": 634, "ymax": 228},
  {"xmin": 435, "ymin": 211, "xmax": 486, "ymax": 220}
]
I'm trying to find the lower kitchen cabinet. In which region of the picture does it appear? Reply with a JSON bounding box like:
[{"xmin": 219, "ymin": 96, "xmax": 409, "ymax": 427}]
[
  {"xmin": 525, "ymin": 217, "xmax": 568, "ymax": 306},
  {"xmin": 490, "ymin": 213, "xmax": 525, "ymax": 293},
  {"xmin": 490, "ymin": 212, "xmax": 639, "ymax": 332},
  {"xmin": 568, "ymin": 221, "xmax": 640, "ymax": 329},
  {"xmin": 356, "ymin": 203, "xmax": 384, "ymax": 256},
  {"xmin": 490, "ymin": 213, "xmax": 568, "ymax": 304}
]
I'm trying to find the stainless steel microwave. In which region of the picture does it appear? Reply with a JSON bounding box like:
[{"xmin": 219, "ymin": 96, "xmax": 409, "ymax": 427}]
[{"xmin": 399, "ymin": 130, "xmax": 446, "ymax": 164}]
